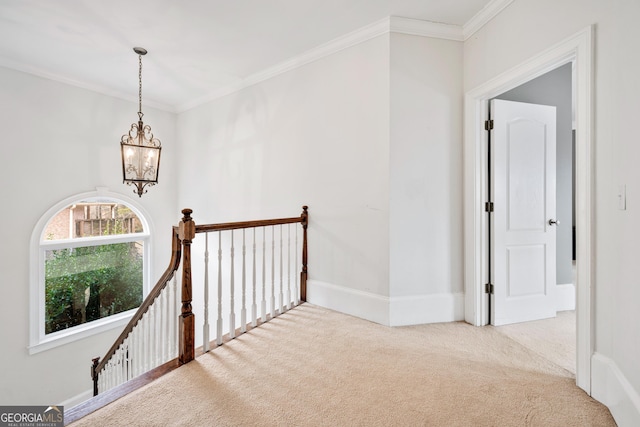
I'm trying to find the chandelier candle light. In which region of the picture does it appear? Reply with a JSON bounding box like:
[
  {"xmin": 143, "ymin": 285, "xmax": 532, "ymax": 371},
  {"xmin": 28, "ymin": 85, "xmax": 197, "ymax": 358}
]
[{"xmin": 121, "ymin": 47, "xmax": 161, "ymax": 197}]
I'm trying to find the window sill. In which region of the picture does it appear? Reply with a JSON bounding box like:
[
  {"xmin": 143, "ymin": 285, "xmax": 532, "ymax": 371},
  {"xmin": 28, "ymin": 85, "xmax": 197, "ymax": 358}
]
[{"xmin": 28, "ymin": 310, "xmax": 135, "ymax": 355}]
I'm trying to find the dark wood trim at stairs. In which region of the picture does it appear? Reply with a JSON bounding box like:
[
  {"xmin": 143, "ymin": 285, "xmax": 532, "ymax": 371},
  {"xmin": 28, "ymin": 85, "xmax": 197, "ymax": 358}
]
[{"xmin": 65, "ymin": 358, "xmax": 179, "ymax": 425}]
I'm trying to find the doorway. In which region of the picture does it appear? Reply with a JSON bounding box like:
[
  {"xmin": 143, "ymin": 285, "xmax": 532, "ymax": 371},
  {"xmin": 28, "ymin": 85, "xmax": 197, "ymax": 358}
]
[
  {"xmin": 489, "ymin": 63, "xmax": 574, "ymax": 325},
  {"xmin": 463, "ymin": 26, "xmax": 593, "ymax": 394}
]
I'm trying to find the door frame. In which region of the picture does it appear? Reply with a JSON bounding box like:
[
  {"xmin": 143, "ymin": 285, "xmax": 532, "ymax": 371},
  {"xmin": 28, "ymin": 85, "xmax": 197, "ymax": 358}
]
[{"xmin": 463, "ymin": 26, "xmax": 594, "ymax": 393}]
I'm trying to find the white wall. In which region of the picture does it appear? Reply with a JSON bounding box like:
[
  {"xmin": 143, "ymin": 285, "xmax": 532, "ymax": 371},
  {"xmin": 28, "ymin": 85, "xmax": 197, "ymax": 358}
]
[
  {"xmin": 177, "ymin": 36, "xmax": 392, "ymax": 324},
  {"xmin": 0, "ymin": 66, "xmax": 178, "ymax": 406},
  {"xmin": 464, "ymin": 0, "xmax": 640, "ymax": 424},
  {"xmin": 177, "ymin": 31, "xmax": 465, "ymax": 327},
  {"xmin": 389, "ymin": 33, "xmax": 464, "ymax": 325}
]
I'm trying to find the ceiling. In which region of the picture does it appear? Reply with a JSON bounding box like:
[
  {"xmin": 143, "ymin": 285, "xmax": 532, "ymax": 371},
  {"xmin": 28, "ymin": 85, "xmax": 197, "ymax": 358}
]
[{"xmin": 0, "ymin": 0, "xmax": 492, "ymax": 112}]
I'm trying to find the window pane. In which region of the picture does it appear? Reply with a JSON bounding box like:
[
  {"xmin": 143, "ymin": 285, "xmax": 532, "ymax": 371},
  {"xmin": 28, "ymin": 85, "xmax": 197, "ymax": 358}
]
[
  {"xmin": 44, "ymin": 203, "xmax": 143, "ymax": 241},
  {"xmin": 44, "ymin": 241, "xmax": 144, "ymax": 334}
]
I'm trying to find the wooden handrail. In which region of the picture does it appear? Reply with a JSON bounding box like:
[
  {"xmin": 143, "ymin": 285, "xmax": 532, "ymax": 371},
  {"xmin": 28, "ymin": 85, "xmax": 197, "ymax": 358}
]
[
  {"xmin": 195, "ymin": 216, "xmax": 304, "ymax": 233},
  {"xmin": 92, "ymin": 224, "xmax": 182, "ymax": 387}
]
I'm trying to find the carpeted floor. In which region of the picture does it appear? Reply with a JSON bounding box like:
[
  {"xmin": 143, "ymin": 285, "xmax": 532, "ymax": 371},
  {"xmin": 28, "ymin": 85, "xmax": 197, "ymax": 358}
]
[
  {"xmin": 495, "ymin": 310, "xmax": 576, "ymax": 375},
  {"xmin": 70, "ymin": 304, "xmax": 614, "ymax": 426}
]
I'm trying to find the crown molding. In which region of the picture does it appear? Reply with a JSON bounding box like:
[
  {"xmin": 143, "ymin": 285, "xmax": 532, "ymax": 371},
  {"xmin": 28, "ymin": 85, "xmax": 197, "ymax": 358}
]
[
  {"xmin": 0, "ymin": 57, "xmax": 175, "ymax": 113},
  {"xmin": 181, "ymin": 1, "xmax": 516, "ymax": 111},
  {"xmin": 177, "ymin": 16, "xmax": 467, "ymax": 112},
  {"xmin": 390, "ymin": 16, "xmax": 463, "ymax": 41},
  {"xmin": 177, "ymin": 17, "xmax": 392, "ymax": 112},
  {"xmin": 463, "ymin": 0, "xmax": 514, "ymax": 39}
]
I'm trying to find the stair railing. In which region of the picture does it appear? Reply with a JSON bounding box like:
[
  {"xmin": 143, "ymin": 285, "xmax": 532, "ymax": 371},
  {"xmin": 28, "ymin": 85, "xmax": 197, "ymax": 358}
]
[{"xmin": 91, "ymin": 206, "xmax": 308, "ymax": 395}]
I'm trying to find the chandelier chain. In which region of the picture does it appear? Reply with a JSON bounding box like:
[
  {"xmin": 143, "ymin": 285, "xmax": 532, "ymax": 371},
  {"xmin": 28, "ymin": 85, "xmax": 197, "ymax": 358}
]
[{"xmin": 138, "ymin": 53, "xmax": 143, "ymax": 121}]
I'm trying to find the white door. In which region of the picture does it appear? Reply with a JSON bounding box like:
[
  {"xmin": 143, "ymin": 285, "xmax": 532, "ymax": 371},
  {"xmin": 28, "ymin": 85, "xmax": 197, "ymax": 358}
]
[{"xmin": 490, "ymin": 99, "xmax": 557, "ymax": 326}]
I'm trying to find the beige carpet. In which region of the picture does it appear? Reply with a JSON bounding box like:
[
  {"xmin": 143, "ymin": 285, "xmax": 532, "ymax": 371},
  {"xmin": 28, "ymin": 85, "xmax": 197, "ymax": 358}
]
[
  {"xmin": 70, "ymin": 304, "xmax": 614, "ymax": 426},
  {"xmin": 495, "ymin": 310, "xmax": 576, "ymax": 375}
]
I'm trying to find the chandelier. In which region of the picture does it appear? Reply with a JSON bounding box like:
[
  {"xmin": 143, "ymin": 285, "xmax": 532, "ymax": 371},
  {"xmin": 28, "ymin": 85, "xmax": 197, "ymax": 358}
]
[{"xmin": 120, "ymin": 47, "xmax": 161, "ymax": 197}]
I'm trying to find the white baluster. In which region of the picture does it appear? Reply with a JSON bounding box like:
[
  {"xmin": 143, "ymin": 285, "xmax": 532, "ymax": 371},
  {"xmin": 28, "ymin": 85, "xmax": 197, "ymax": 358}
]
[
  {"xmin": 112, "ymin": 359, "xmax": 117, "ymax": 390},
  {"xmin": 279, "ymin": 224, "xmax": 284, "ymax": 314},
  {"xmin": 164, "ymin": 285, "xmax": 170, "ymax": 362},
  {"xmin": 126, "ymin": 341, "xmax": 131, "ymax": 381},
  {"xmin": 144, "ymin": 308, "xmax": 151, "ymax": 372},
  {"xmin": 151, "ymin": 303, "xmax": 157, "ymax": 368},
  {"xmin": 120, "ymin": 342, "xmax": 125, "ymax": 383},
  {"xmin": 157, "ymin": 291, "xmax": 163, "ymax": 365},
  {"xmin": 251, "ymin": 227, "xmax": 257, "ymax": 327},
  {"xmin": 131, "ymin": 325, "xmax": 138, "ymax": 378},
  {"xmin": 114, "ymin": 356, "xmax": 120, "ymax": 387},
  {"xmin": 111, "ymin": 353, "xmax": 116, "ymax": 389},
  {"xmin": 261, "ymin": 227, "xmax": 267, "ymax": 322},
  {"xmin": 171, "ymin": 275, "xmax": 179, "ymax": 358},
  {"xmin": 270, "ymin": 226, "xmax": 276, "ymax": 318},
  {"xmin": 139, "ymin": 316, "xmax": 144, "ymax": 371},
  {"xmin": 122, "ymin": 346, "xmax": 127, "ymax": 384},
  {"xmin": 287, "ymin": 223, "xmax": 291, "ymax": 310},
  {"xmin": 105, "ymin": 365, "xmax": 110, "ymax": 391},
  {"xmin": 216, "ymin": 232, "xmax": 223, "ymax": 346},
  {"xmin": 122, "ymin": 347, "xmax": 127, "ymax": 384},
  {"xmin": 157, "ymin": 297, "xmax": 162, "ymax": 365},
  {"xmin": 123, "ymin": 339, "xmax": 130, "ymax": 381},
  {"xmin": 139, "ymin": 314, "xmax": 145, "ymax": 375},
  {"xmin": 156, "ymin": 296, "xmax": 162, "ymax": 367},
  {"xmin": 112, "ymin": 351, "xmax": 118, "ymax": 388},
  {"xmin": 241, "ymin": 229, "xmax": 247, "ymax": 333},
  {"xmin": 115, "ymin": 348, "xmax": 121, "ymax": 386},
  {"xmin": 98, "ymin": 371, "xmax": 103, "ymax": 395},
  {"xmin": 229, "ymin": 230, "xmax": 236, "ymax": 338},
  {"xmin": 111, "ymin": 358, "xmax": 116, "ymax": 390},
  {"xmin": 112, "ymin": 358, "xmax": 117, "ymax": 388},
  {"xmin": 129, "ymin": 340, "xmax": 134, "ymax": 381},
  {"xmin": 122, "ymin": 347, "xmax": 127, "ymax": 385},
  {"xmin": 165, "ymin": 279, "xmax": 172, "ymax": 361},
  {"xmin": 109, "ymin": 360, "xmax": 114, "ymax": 390},
  {"xmin": 156, "ymin": 299, "xmax": 161, "ymax": 367},
  {"xmin": 203, "ymin": 232, "xmax": 210, "ymax": 352},
  {"xmin": 104, "ymin": 362, "xmax": 110, "ymax": 391},
  {"xmin": 124, "ymin": 345, "xmax": 128, "ymax": 383}
]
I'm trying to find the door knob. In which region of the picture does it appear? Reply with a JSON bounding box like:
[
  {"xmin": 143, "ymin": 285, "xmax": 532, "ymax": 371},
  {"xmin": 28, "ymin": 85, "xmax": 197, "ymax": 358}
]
[{"xmin": 548, "ymin": 219, "xmax": 560, "ymax": 226}]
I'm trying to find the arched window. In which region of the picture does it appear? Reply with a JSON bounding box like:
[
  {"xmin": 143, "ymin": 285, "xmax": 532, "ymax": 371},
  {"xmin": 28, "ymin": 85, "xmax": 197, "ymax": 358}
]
[{"xmin": 30, "ymin": 190, "xmax": 152, "ymax": 354}]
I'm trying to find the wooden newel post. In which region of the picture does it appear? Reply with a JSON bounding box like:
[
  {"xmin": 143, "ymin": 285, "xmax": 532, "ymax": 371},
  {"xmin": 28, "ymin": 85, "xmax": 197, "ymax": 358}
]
[
  {"xmin": 179, "ymin": 209, "xmax": 196, "ymax": 365},
  {"xmin": 91, "ymin": 357, "xmax": 100, "ymax": 396},
  {"xmin": 300, "ymin": 206, "xmax": 308, "ymax": 302}
]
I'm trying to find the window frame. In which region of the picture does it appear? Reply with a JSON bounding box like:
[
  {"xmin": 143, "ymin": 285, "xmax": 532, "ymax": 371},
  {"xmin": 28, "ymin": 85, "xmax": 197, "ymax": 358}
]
[{"xmin": 29, "ymin": 189, "xmax": 153, "ymax": 355}]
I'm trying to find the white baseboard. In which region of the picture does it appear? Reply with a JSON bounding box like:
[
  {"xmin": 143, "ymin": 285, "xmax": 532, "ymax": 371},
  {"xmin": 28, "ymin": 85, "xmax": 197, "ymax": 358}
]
[
  {"xmin": 556, "ymin": 283, "xmax": 576, "ymax": 311},
  {"xmin": 306, "ymin": 280, "xmax": 464, "ymax": 327},
  {"xmin": 592, "ymin": 352, "xmax": 640, "ymax": 427},
  {"xmin": 307, "ymin": 280, "xmax": 390, "ymax": 325},
  {"xmin": 59, "ymin": 389, "xmax": 93, "ymax": 409},
  {"xmin": 389, "ymin": 292, "xmax": 465, "ymax": 326}
]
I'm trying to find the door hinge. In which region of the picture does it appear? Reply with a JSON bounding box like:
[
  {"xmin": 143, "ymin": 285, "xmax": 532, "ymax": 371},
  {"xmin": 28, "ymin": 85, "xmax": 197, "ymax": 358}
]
[
  {"xmin": 485, "ymin": 119, "xmax": 494, "ymax": 131},
  {"xmin": 485, "ymin": 202, "xmax": 494, "ymax": 212},
  {"xmin": 485, "ymin": 283, "xmax": 494, "ymax": 294}
]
